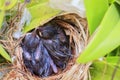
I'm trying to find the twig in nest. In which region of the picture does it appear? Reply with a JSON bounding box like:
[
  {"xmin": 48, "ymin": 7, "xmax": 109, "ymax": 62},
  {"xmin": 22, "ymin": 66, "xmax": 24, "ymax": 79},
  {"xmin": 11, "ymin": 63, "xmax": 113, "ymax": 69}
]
[
  {"xmin": 0, "ymin": 66, "xmax": 15, "ymax": 72},
  {"xmin": 56, "ymin": 19, "xmax": 78, "ymax": 43},
  {"xmin": 9, "ymin": 2, "xmax": 26, "ymax": 28},
  {"xmin": 73, "ymin": 16, "xmax": 87, "ymax": 43},
  {"xmin": 61, "ymin": 63, "xmax": 91, "ymax": 80},
  {"xmin": 55, "ymin": 19, "xmax": 84, "ymax": 56}
]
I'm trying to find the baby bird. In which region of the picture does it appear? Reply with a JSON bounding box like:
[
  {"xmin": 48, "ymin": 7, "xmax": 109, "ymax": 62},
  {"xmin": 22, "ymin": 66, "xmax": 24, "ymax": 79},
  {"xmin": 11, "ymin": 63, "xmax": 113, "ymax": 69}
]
[
  {"xmin": 21, "ymin": 21, "xmax": 72, "ymax": 77},
  {"xmin": 31, "ymin": 40, "xmax": 57, "ymax": 77},
  {"xmin": 21, "ymin": 30, "xmax": 40, "ymax": 61},
  {"xmin": 21, "ymin": 31, "xmax": 57, "ymax": 77},
  {"xmin": 39, "ymin": 23, "xmax": 57, "ymax": 39},
  {"xmin": 40, "ymin": 22, "xmax": 72, "ymax": 69}
]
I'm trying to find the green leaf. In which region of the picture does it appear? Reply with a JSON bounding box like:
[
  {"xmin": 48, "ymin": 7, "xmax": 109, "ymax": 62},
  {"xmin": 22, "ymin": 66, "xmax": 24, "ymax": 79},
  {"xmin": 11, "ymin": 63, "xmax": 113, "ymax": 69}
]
[
  {"xmin": 106, "ymin": 47, "xmax": 120, "ymax": 66},
  {"xmin": 20, "ymin": 0, "xmax": 49, "ymax": 7},
  {"xmin": 0, "ymin": 10, "xmax": 5, "ymax": 28},
  {"xmin": 0, "ymin": 0, "xmax": 5, "ymax": 9},
  {"xmin": 109, "ymin": 0, "xmax": 115, "ymax": 4},
  {"xmin": 20, "ymin": 0, "xmax": 48, "ymax": 3},
  {"xmin": 23, "ymin": 2, "xmax": 61, "ymax": 33},
  {"xmin": 0, "ymin": 0, "xmax": 17, "ymax": 29},
  {"xmin": 4, "ymin": 0, "xmax": 17, "ymax": 10},
  {"xmin": 116, "ymin": 0, "xmax": 120, "ymax": 5},
  {"xmin": 0, "ymin": 44, "xmax": 11, "ymax": 62},
  {"xmin": 90, "ymin": 61, "xmax": 120, "ymax": 80},
  {"xmin": 84, "ymin": 0, "xmax": 109, "ymax": 35},
  {"xmin": 106, "ymin": 57, "xmax": 120, "ymax": 67},
  {"xmin": 77, "ymin": 3, "xmax": 120, "ymax": 63}
]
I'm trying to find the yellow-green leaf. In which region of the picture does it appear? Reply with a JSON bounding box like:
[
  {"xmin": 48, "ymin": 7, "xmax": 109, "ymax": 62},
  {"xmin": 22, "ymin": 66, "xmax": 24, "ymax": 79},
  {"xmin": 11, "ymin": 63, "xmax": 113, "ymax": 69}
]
[
  {"xmin": 4, "ymin": 0, "xmax": 17, "ymax": 10},
  {"xmin": 0, "ymin": 0, "xmax": 5, "ymax": 9},
  {"xmin": 23, "ymin": 2, "xmax": 61, "ymax": 33},
  {"xmin": 20, "ymin": 0, "xmax": 49, "ymax": 7},
  {"xmin": 91, "ymin": 61, "xmax": 120, "ymax": 80},
  {"xmin": 0, "ymin": 10, "xmax": 5, "ymax": 28},
  {"xmin": 84, "ymin": 0, "xmax": 109, "ymax": 35},
  {"xmin": 0, "ymin": 44, "xmax": 11, "ymax": 62},
  {"xmin": 109, "ymin": 0, "xmax": 115, "ymax": 3},
  {"xmin": 77, "ymin": 3, "xmax": 120, "ymax": 63},
  {"xmin": 106, "ymin": 56, "xmax": 120, "ymax": 67},
  {"xmin": 116, "ymin": 0, "xmax": 120, "ymax": 5}
]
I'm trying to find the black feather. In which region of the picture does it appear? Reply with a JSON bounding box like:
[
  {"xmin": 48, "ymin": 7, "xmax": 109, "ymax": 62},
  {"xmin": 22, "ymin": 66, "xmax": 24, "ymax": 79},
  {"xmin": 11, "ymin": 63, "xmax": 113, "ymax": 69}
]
[{"xmin": 21, "ymin": 22, "xmax": 72, "ymax": 77}]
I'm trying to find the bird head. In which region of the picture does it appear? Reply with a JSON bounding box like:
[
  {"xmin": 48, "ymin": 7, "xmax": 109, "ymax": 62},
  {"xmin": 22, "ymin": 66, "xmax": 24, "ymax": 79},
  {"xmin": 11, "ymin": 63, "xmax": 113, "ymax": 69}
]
[
  {"xmin": 23, "ymin": 30, "xmax": 40, "ymax": 51},
  {"xmin": 39, "ymin": 23, "xmax": 57, "ymax": 39}
]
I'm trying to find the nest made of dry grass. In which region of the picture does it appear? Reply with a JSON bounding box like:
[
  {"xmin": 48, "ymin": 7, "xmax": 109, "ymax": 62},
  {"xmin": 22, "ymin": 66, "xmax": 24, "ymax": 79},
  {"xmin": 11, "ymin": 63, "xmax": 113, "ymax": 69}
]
[{"xmin": 0, "ymin": 5, "xmax": 90, "ymax": 80}]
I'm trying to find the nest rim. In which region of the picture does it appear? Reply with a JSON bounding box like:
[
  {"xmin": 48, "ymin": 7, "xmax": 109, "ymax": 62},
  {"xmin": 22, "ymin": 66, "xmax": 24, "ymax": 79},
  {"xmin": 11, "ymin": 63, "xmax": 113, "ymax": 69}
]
[{"xmin": 1, "ymin": 13, "xmax": 90, "ymax": 80}]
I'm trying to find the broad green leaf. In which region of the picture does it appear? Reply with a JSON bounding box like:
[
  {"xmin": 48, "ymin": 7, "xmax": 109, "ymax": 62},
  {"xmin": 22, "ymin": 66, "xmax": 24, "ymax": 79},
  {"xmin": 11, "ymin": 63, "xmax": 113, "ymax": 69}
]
[
  {"xmin": 0, "ymin": 0, "xmax": 5, "ymax": 10},
  {"xmin": 20, "ymin": 0, "xmax": 48, "ymax": 3},
  {"xmin": 4, "ymin": 0, "xmax": 17, "ymax": 10},
  {"xmin": 116, "ymin": 0, "xmax": 120, "ymax": 5},
  {"xmin": 0, "ymin": 0, "xmax": 17, "ymax": 29},
  {"xmin": 106, "ymin": 57, "xmax": 120, "ymax": 67},
  {"xmin": 106, "ymin": 47, "xmax": 120, "ymax": 66},
  {"xmin": 20, "ymin": 0, "xmax": 49, "ymax": 7},
  {"xmin": 109, "ymin": 0, "xmax": 115, "ymax": 3},
  {"xmin": 77, "ymin": 3, "xmax": 120, "ymax": 63},
  {"xmin": 0, "ymin": 10, "xmax": 5, "ymax": 28},
  {"xmin": 84, "ymin": 0, "xmax": 109, "ymax": 35},
  {"xmin": 90, "ymin": 61, "xmax": 120, "ymax": 80},
  {"xmin": 23, "ymin": 2, "xmax": 61, "ymax": 33},
  {"xmin": 0, "ymin": 44, "xmax": 11, "ymax": 62}
]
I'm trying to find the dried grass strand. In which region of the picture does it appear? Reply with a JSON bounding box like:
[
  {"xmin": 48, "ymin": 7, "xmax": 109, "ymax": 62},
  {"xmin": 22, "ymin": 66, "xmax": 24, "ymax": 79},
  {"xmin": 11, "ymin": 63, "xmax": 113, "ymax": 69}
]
[{"xmin": 1, "ymin": 13, "xmax": 90, "ymax": 80}]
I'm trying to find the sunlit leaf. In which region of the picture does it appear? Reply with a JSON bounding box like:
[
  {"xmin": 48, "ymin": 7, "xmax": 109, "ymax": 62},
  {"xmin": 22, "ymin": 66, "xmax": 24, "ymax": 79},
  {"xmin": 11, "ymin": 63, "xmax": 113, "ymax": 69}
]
[
  {"xmin": 106, "ymin": 47, "xmax": 120, "ymax": 66},
  {"xmin": 4, "ymin": 0, "xmax": 17, "ymax": 10},
  {"xmin": 0, "ymin": 10, "xmax": 5, "ymax": 28},
  {"xmin": 77, "ymin": 3, "xmax": 120, "ymax": 63},
  {"xmin": 0, "ymin": 0, "xmax": 17, "ymax": 29},
  {"xmin": 0, "ymin": 0, "xmax": 5, "ymax": 9},
  {"xmin": 90, "ymin": 61, "xmax": 120, "ymax": 80},
  {"xmin": 116, "ymin": 0, "xmax": 120, "ymax": 5},
  {"xmin": 20, "ymin": 0, "xmax": 48, "ymax": 3},
  {"xmin": 84, "ymin": 0, "xmax": 109, "ymax": 35},
  {"xmin": 106, "ymin": 57, "xmax": 120, "ymax": 67},
  {"xmin": 20, "ymin": 0, "xmax": 49, "ymax": 7},
  {"xmin": 109, "ymin": 0, "xmax": 115, "ymax": 3},
  {"xmin": 23, "ymin": 2, "xmax": 61, "ymax": 33},
  {"xmin": 0, "ymin": 44, "xmax": 11, "ymax": 62}
]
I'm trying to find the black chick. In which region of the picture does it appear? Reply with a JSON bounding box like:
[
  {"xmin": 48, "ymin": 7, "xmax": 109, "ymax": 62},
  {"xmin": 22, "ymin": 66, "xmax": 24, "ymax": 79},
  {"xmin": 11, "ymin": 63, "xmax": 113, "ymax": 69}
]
[
  {"xmin": 39, "ymin": 42, "xmax": 58, "ymax": 76},
  {"xmin": 33, "ymin": 40, "xmax": 58, "ymax": 77},
  {"xmin": 43, "ymin": 38, "xmax": 71, "ymax": 69},
  {"xmin": 41, "ymin": 24, "xmax": 72, "ymax": 69},
  {"xmin": 21, "ymin": 31, "xmax": 40, "ymax": 61},
  {"xmin": 22, "ymin": 22, "xmax": 72, "ymax": 77},
  {"xmin": 30, "ymin": 40, "xmax": 53, "ymax": 77},
  {"xmin": 22, "ymin": 36, "xmax": 57, "ymax": 77},
  {"xmin": 39, "ymin": 23, "xmax": 58, "ymax": 39}
]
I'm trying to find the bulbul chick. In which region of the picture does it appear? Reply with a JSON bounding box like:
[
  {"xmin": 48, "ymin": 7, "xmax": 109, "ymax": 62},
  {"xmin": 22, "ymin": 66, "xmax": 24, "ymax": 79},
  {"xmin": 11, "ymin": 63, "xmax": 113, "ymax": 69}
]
[{"xmin": 21, "ymin": 21, "xmax": 72, "ymax": 77}]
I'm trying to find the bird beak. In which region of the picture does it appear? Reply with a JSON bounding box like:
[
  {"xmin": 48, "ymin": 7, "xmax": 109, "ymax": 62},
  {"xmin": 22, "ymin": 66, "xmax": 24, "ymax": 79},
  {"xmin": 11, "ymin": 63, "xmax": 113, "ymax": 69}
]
[{"xmin": 39, "ymin": 32, "xmax": 42, "ymax": 37}]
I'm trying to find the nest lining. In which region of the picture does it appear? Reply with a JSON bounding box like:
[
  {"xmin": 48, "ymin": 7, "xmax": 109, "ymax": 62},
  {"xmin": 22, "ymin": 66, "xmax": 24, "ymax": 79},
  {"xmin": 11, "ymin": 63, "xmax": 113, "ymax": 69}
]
[{"xmin": 0, "ymin": 13, "xmax": 90, "ymax": 80}]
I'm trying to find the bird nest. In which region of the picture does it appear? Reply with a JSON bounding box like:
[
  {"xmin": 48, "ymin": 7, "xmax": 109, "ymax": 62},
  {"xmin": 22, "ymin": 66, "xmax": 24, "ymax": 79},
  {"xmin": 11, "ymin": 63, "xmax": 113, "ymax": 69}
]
[{"xmin": 0, "ymin": 12, "xmax": 90, "ymax": 80}]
